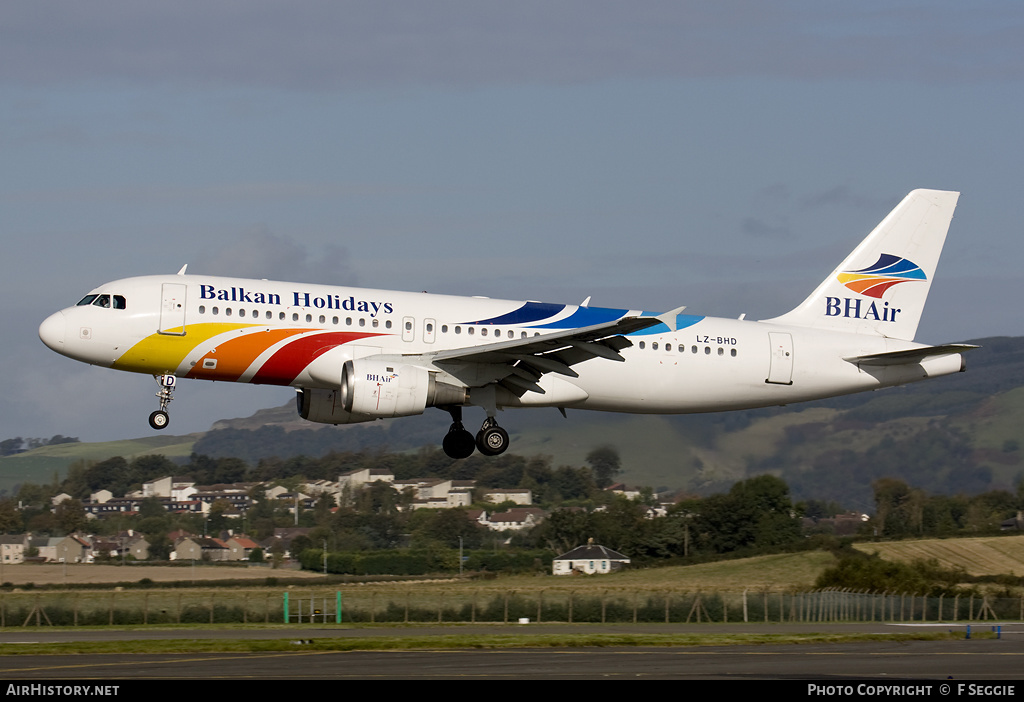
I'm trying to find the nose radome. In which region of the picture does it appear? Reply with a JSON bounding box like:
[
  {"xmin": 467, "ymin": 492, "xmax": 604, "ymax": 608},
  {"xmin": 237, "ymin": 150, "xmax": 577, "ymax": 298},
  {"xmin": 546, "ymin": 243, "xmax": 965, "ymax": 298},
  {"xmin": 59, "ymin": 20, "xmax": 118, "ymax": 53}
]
[{"xmin": 39, "ymin": 311, "xmax": 66, "ymax": 353}]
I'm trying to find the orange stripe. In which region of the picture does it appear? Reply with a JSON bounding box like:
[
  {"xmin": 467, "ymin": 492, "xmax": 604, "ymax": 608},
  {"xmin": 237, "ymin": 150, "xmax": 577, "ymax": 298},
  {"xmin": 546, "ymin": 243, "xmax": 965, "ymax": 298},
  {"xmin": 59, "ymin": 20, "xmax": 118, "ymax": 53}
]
[{"xmin": 186, "ymin": 328, "xmax": 307, "ymax": 381}]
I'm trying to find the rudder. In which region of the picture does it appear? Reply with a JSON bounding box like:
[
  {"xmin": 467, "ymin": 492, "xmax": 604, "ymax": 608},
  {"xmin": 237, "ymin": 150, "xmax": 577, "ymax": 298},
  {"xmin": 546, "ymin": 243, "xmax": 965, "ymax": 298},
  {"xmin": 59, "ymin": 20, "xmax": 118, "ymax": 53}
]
[{"xmin": 762, "ymin": 189, "xmax": 960, "ymax": 341}]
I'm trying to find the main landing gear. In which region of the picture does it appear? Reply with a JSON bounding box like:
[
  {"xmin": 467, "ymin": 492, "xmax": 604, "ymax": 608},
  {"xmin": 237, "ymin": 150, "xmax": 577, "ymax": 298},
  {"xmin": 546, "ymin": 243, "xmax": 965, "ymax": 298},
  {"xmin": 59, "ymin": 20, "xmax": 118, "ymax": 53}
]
[
  {"xmin": 148, "ymin": 374, "xmax": 176, "ymax": 430},
  {"xmin": 441, "ymin": 406, "xmax": 510, "ymax": 459}
]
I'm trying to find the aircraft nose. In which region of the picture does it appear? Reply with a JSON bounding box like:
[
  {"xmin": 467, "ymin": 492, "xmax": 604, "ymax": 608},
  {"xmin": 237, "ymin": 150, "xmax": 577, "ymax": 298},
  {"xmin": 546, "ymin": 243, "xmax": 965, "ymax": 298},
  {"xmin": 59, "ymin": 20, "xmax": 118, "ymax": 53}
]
[{"xmin": 39, "ymin": 311, "xmax": 66, "ymax": 353}]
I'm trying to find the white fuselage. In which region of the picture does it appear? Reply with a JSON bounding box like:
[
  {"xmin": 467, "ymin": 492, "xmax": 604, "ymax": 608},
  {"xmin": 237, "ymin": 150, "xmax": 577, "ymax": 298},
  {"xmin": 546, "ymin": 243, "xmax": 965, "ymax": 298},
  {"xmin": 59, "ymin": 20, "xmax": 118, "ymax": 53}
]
[{"xmin": 38, "ymin": 273, "xmax": 963, "ymax": 417}]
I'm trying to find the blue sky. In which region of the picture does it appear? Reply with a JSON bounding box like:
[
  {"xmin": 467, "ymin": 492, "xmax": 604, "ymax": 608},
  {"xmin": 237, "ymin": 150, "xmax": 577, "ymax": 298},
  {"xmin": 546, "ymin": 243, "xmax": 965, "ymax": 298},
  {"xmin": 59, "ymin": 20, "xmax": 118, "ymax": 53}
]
[{"xmin": 3, "ymin": 2, "xmax": 1023, "ymax": 442}]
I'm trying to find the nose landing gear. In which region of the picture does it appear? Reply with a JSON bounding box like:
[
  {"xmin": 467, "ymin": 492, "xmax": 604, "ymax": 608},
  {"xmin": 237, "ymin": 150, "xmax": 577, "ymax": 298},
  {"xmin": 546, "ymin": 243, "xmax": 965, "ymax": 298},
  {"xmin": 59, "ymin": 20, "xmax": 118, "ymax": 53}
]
[{"xmin": 149, "ymin": 375, "xmax": 176, "ymax": 430}]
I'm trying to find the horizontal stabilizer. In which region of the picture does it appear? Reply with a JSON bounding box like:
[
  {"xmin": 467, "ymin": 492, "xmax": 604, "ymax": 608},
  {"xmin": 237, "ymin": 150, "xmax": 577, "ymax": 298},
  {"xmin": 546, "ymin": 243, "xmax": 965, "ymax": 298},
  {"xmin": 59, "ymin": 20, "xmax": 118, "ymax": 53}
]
[{"xmin": 844, "ymin": 343, "xmax": 979, "ymax": 367}]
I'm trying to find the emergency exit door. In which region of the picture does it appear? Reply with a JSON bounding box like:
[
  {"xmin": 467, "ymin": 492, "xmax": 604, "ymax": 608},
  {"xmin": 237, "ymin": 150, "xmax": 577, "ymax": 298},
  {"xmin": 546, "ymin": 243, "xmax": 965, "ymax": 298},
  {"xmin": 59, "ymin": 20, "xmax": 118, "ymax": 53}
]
[{"xmin": 766, "ymin": 332, "xmax": 793, "ymax": 385}]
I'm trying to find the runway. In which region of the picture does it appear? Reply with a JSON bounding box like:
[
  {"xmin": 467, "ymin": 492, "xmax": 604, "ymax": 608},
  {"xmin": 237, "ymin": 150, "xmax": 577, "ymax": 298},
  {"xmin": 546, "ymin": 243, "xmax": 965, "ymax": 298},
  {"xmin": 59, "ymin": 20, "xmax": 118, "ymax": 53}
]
[{"xmin": 1, "ymin": 623, "xmax": 1023, "ymax": 680}]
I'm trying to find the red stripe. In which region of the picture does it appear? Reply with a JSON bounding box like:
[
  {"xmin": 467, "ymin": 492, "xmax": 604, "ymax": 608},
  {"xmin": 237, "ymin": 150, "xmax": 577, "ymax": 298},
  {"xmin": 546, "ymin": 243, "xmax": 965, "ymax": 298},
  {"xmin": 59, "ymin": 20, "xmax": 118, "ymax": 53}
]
[{"xmin": 250, "ymin": 331, "xmax": 384, "ymax": 385}]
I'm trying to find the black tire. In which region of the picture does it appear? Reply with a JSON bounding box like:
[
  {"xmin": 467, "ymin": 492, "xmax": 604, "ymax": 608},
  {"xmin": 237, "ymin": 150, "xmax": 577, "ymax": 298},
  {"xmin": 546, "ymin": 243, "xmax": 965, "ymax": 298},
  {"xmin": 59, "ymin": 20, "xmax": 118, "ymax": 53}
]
[
  {"xmin": 442, "ymin": 428, "xmax": 476, "ymax": 459},
  {"xmin": 148, "ymin": 410, "xmax": 170, "ymax": 430},
  {"xmin": 476, "ymin": 426, "xmax": 509, "ymax": 456}
]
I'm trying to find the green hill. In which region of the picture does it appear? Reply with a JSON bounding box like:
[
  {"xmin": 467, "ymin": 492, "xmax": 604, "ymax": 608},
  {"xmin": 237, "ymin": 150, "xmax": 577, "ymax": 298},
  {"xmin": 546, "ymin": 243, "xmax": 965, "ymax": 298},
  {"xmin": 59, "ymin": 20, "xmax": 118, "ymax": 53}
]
[{"xmin": 3, "ymin": 335, "xmax": 1022, "ymax": 507}]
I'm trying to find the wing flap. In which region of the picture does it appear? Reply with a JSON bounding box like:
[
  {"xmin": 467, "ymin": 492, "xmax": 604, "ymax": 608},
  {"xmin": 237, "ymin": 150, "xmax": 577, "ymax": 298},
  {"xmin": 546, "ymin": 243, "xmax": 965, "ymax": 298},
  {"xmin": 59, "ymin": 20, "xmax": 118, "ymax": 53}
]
[
  {"xmin": 407, "ymin": 313, "xmax": 669, "ymax": 397},
  {"xmin": 424, "ymin": 314, "xmax": 661, "ymax": 366}
]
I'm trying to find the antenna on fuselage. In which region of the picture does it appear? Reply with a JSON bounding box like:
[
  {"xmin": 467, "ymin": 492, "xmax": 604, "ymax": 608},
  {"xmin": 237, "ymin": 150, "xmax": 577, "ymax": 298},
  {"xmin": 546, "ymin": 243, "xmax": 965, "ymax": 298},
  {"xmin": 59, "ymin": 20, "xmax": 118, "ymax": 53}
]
[{"xmin": 176, "ymin": 264, "xmax": 188, "ymax": 275}]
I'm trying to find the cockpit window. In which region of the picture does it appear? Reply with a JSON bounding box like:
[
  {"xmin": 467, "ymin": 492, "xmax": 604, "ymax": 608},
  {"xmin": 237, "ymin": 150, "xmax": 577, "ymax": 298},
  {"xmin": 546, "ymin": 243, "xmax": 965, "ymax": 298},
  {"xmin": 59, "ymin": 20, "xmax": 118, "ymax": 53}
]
[{"xmin": 75, "ymin": 294, "xmax": 126, "ymax": 309}]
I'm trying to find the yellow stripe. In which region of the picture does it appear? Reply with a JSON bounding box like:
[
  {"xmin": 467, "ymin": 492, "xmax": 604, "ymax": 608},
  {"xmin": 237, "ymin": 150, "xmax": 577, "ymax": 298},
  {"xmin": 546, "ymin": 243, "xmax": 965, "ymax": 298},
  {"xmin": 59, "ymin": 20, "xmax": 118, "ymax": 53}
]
[{"xmin": 112, "ymin": 322, "xmax": 257, "ymax": 374}]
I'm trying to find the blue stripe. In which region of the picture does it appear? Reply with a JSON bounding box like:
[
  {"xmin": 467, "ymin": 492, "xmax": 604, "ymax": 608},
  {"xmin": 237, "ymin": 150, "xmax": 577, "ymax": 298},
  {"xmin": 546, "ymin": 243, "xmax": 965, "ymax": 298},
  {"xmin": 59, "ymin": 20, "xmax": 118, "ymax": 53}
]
[{"xmin": 461, "ymin": 301, "xmax": 566, "ymax": 326}]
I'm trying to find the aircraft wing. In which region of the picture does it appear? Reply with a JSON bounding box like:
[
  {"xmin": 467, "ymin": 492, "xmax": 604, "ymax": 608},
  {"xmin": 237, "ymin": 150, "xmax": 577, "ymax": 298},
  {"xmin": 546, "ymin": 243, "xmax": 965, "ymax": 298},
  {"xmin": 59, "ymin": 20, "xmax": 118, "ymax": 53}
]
[
  {"xmin": 844, "ymin": 343, "xmax": 979, "ymax": 367},
  {"xmin": 411, "ymin": 311, "xmax": 681, "ymax": 396}
]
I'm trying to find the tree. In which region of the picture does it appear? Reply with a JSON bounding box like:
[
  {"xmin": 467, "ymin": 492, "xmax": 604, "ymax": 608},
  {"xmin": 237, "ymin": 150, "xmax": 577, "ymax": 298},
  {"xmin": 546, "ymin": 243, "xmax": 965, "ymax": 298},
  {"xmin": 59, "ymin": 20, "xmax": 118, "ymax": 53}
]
[
  {"xmin": 54, "ymin": 498, "xmax": 88, "ymax": 535},
  {"xmin": 0, "ymin": 438, "xmax": 23, "ymax": 456},
  {"xmin": 586, "ymin": 445, "xmax": 622, "ymax": 488}
]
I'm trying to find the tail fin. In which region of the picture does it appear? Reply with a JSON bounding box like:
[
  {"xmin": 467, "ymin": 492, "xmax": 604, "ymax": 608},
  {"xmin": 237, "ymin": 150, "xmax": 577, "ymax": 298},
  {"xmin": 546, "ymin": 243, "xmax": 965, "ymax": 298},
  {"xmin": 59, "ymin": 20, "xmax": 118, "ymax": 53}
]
[{"xmin": 763, "ymin": 189, "xmax": 960, "ymax": 341}]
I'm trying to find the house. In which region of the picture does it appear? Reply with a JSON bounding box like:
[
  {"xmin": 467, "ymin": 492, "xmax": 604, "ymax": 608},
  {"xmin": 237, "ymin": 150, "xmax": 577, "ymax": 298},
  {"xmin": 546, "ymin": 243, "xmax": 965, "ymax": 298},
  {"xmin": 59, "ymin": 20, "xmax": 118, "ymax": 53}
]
[
  {"xmin": 483, "ymin": 488, "xmax": 533, "ymax": 506},
  {"xmin": 485, "ymin": 507, "xmax": 544, "ymax": 531},
  {"xmin": 261, "ymin": 527, "xmax": 312, "ymax": 559},
  {"xmin": 192, "ymin": 484, "xmax": 254, "ymax": 514},
  {"xmin": 225, "ymin": 535, "xmax": 261, "ymax": 561},
  {"xmin": 38, "ymin": 534, "xmax": 91, "ymax": 563},
  {"xmin": 89, "ymin": 489, "xmax": 113, "ymax": 504},
  {"xmin": 0, "ymin": 534, "xmax": 28, "ymax": 564},
  {"xmin": 172, "ymin": 536, "xmax": 229, "ymax": 561},
  {"xmin": 338, "ymin": 468, "xmax": 395, "ymax": 491},
  {"xmin": 141, "ymin": 476, "xmax": 197, "ymax": 501},
  {"xmin": 552, "ymin": 542, "xmax": 630, "ymax": 575},
  {"xmin": 124, "ymin": 533, "xmax": 150, "ymax": 560}
]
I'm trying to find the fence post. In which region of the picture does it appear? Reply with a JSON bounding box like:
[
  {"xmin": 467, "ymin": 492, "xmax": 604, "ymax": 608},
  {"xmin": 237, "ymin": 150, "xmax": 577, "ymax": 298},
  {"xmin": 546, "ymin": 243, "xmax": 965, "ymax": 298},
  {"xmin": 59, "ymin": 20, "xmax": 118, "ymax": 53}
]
[{"xmin": 283, "ymin": 591, "xmax": 289, "ymax": 623}]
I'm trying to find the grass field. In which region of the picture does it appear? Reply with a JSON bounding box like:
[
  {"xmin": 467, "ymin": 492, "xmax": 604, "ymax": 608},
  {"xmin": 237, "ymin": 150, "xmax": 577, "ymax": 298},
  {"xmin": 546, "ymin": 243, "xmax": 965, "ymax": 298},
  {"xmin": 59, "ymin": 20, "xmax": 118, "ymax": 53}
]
[
  {"xmin": 0, "ymin": 435, "xmax": 197, "ymax": 495},
  {"xmin": 853, "ymin": 534, "xmax": 1024, "ymax": 576}
]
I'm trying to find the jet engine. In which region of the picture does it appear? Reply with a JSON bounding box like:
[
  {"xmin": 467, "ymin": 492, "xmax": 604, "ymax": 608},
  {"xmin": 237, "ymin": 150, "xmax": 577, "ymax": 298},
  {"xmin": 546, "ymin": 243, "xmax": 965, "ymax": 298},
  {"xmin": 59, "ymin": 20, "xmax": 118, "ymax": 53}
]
[{"xmin": 297, "ymin": 359, "xmax": 467, "ymax": 425}]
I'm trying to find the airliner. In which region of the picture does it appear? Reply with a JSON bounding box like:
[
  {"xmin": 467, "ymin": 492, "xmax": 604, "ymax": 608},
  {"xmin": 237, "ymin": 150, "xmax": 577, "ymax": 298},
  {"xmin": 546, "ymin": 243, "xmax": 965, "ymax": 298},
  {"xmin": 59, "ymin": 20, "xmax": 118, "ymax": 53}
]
[{"xmin": 39, "ymin": 189, "xmax": 975, "ymax": 459}]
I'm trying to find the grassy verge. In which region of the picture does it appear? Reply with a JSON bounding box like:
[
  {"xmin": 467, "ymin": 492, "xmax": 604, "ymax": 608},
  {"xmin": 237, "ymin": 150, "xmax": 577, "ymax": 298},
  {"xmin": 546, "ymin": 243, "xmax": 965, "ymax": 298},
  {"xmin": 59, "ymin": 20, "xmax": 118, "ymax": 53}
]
[{"xmin": 0, "ymin": 629, "xmax": 978, "ymax": 655}]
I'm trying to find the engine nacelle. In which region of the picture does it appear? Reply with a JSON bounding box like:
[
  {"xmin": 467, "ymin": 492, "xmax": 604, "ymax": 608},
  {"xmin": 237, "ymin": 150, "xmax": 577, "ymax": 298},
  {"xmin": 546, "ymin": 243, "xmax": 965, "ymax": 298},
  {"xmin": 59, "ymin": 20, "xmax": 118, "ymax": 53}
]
[
  {"xmin": 298, "ymin": 360, "xmax": 467, "ymax": 424},
  {"xmin": 340, "ymin": 360, "xmax": 430, "ymax": 418},
  {"xmin": 341, "ymin": 359, "xmax": 467, "ymax": 419},
  {"xmin": 296, "ymin": 387, "xmax": 374, "ymax": 425}
]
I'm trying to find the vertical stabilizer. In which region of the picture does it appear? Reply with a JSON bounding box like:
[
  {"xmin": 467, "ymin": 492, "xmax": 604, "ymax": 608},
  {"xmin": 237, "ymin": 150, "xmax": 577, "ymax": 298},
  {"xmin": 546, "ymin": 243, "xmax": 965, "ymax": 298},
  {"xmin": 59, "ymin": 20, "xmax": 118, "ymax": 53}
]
[{"xmin": 762, "ymin": 189, "xmax": 959, "ymax": 341}]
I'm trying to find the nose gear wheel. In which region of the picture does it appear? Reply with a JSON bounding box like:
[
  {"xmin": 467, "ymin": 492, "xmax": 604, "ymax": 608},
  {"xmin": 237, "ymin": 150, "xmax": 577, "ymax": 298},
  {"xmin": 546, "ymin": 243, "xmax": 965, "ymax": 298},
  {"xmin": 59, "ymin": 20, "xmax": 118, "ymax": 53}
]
[{"xmin": 149, "ymin": 375, "xmax": 176, "ymax": 431}]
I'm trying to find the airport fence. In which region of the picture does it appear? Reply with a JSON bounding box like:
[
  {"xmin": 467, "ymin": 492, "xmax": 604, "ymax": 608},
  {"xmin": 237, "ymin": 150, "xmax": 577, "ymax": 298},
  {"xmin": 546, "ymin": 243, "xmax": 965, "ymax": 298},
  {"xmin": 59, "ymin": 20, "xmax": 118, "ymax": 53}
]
[{"xmin": 2, "ymin": 587, "xmax": 1023, "ymax": 627}]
